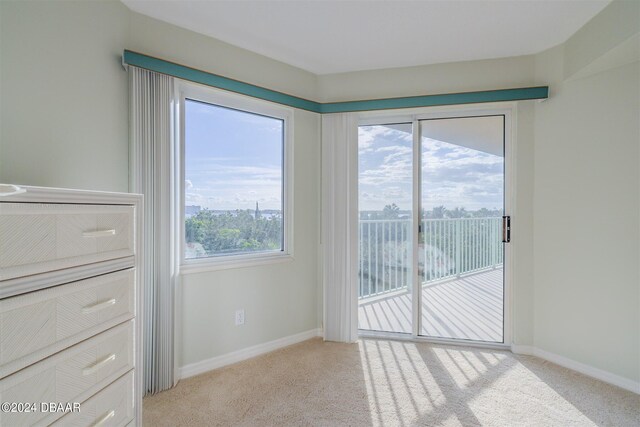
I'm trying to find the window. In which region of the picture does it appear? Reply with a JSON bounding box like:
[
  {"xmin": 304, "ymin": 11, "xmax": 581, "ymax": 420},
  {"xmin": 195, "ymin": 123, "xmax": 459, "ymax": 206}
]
[{"xmin": 179, "ymin": 84, "xmax": 293, "ymax": 268}]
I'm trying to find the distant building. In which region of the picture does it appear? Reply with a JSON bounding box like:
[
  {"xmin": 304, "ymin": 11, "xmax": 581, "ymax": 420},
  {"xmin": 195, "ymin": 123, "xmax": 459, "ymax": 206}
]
[{"xmin": 185, "ymin": 205, "xmax": 202, "ymax": 218}]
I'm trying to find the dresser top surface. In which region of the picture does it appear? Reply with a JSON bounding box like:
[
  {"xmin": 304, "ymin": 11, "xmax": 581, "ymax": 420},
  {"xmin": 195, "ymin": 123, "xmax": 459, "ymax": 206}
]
[{"xmin": 0, "ymin": 184, "xmax": 142, "ymax": 205}]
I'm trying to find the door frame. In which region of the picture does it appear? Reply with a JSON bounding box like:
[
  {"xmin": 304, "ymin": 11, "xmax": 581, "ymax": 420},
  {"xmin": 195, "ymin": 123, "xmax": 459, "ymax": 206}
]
[{"xmin": 356, "ymin": 102, "xmax": 515, "ymax": 349}]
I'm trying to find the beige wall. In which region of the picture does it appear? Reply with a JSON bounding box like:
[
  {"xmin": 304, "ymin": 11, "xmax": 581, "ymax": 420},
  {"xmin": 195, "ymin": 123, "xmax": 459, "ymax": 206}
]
[
  {"xmin": 317, "ymin": 55, "xmax": 536, "ymax": 102},
  {"xmin": 511, "ymin": 101, "xmax": 536, "ymax": 346},
  {"xmin": 563, "ymin": 0, "xmax": 639, "ymax": 80},
  {"xmin": 0, "ymin": 0, "xmax": 130, "ymax": 192},
  {"xmin": 529, "ymin": 0, "xmax": 640, "ymax": 385},
  {"xmin": 533, "ymin": 54, "xmax": 639, "ymax": 383}
]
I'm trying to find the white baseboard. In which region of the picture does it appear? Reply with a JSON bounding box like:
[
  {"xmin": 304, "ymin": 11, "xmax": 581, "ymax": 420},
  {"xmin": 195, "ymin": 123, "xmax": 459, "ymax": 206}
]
[
  {"xmin": 510, "ymin": 344, "xmax": 535, "ymax": 355},
  {"xmin": 179, "ymin": 328, "xmax": 323, "ymax": 379},
  {"xmin": 511, "ymin": 344, "xmax": 640, "ymax": 394}
]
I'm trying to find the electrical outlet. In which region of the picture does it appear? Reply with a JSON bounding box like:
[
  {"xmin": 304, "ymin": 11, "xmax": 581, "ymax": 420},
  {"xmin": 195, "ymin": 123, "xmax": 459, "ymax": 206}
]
[{"xmin": 235, "ymin": 309, "xmax": 245, "ymax": 326}]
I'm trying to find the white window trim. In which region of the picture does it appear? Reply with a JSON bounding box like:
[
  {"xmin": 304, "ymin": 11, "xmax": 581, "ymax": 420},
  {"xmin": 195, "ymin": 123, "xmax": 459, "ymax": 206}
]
[{"xmin": 175, "ymin": 81, "xmax": 295, "ymax": 274}]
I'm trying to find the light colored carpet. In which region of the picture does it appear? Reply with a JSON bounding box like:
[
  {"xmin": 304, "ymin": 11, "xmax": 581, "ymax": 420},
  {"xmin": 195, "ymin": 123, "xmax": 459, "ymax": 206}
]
[{"xmin": 143, "ymin": 338, "xmax": 640, "ymax": 426}]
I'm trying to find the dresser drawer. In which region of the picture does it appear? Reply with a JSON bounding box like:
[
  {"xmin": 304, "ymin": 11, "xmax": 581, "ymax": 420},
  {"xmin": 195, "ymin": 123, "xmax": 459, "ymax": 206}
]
[
  {"xmin": 52, "ymin": 370, "xmax": 134, "ymax": 427},
  {"xmin": 0, "ymin": 322, "xmax": 134, "ymax": 427},
  {"xmin": 0, "ymin": 269, "xmax": 135, "ymax": 377},
  {"xmin": 0, "ymin": 203, "xmax": 135, "ymax": 281}
]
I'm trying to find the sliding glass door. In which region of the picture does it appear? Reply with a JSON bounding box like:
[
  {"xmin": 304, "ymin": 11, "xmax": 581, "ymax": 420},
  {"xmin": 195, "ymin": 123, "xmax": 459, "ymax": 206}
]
[
  {"xmin": 357, "ymin": 123, "xmax": 413, "ymax": 334},
  {"xmin": 418, "ymin": 116, "xmax": 505, "ymax": 342},
  {"xmin": 357, "ymin": 114, "xmax": 506, "ymax": 344}
]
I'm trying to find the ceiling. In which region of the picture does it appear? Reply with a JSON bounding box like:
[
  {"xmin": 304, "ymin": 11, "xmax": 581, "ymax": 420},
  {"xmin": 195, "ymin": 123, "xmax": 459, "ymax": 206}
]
[{"xmin": 122, "ymin": 0, "xmax": 610, "ymax": 75}]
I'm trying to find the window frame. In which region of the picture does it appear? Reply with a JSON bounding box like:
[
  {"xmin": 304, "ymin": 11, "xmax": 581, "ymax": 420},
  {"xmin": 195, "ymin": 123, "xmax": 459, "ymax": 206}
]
[{"xmin": 176, "ymin": 81, "xmax": 294, "ymax": 274}]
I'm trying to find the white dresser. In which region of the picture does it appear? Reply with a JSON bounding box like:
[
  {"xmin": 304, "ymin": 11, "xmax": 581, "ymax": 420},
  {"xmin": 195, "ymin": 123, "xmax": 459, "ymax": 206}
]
[{"xmin": 0, "ymin": 184, "xmax": 143, "ymax": 427}]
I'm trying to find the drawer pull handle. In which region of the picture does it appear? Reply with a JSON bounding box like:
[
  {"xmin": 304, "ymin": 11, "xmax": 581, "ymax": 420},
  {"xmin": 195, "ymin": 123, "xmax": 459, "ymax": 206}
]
[
  {"xmin": 91, "ymin": 409, "xmax": 115, "ymax": 427},
  {"xmin": 82, "ymin": 298, "xmax": 116, "ymax": 314},
  {"xmin": 83, "ymin": 353, "xmax": 116, "ymax": 376},
  {"xmin": 83, "ymin": 229, "xmax": 116, "ymax": 238},
  {"xmin": 0, "ymin": 184, "xmax": 26, "ymax": 197}
]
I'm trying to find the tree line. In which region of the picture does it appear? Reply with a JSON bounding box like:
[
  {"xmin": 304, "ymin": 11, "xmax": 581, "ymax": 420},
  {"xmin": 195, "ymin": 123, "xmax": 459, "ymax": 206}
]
[
  {"xmin": 186, "ymin": 209, "xmax": 282, "ymax": 255},
  {"xmin": 360, "ymin": 204, "xmax": 502, "ymax": 220}
]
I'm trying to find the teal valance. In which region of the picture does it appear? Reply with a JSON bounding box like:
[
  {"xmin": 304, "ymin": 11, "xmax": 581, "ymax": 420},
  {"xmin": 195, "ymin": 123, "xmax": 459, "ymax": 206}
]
[{"xmin": 123, "ymin": 50, "xmax": 548, "ymax": 113}]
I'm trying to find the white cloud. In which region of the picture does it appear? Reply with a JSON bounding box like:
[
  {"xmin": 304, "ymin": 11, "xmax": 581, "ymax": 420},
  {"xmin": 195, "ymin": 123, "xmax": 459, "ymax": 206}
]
[
  {"xmin": 375, "ymin": 145, "xmax": 412, "ymax": 154},
  {"xmin": 358, "ymin": 126, "xmax": 388, "ymax": 150},
  {"xmin": 186, "ymin": 163, "xmax": 283, "ymax": 210},
  {"xmin": 383, "ymin": 187, "xmax": 410, "ymax": 200},
  {"xmin": 188, "ymin": 164, "xmax": 281, "ymax": 179},
  {"xmin": 360, "ymin": 150, "xmax": 412, "ymax": 186},
  {"xmin": 358, "ymin": 126, "xmax": 410, "ymax": 154},
  {"xmin": 358, "ymin": 135, "xmax": 504, "ymax": 211},
  {"xmin": 185, "ymin": 192, "xmax": 205, "ymax": 204}
]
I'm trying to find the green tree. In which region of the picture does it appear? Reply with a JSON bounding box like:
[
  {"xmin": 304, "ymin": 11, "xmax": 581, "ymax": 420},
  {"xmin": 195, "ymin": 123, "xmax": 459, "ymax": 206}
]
[
  {"xmin": 445, "ymin": 207, "xmax": 468, "ymax": 218},
  {"xmin": 382, "ymin": 203, "xmax": 400, "ymax": 219},
  {"xmin": 431, "ymin": 205, "xmax": 447, "ymax": 219},
  {"xmin": 185, "ymin": 208, "xmax": 283, "ymax": 257}
]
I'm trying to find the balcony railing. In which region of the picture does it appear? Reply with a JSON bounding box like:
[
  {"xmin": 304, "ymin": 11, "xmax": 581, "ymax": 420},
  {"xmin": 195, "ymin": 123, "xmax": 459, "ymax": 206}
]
[{"xmin": 359, "ymin": 217, "xmax": 503, "ymax": 299}]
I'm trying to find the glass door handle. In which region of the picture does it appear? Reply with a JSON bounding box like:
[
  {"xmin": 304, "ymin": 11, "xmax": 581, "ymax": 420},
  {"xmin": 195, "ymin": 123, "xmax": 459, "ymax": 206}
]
[{"xmin": 502, "ymin": 216, "xmax": 511, "ymax": 243}]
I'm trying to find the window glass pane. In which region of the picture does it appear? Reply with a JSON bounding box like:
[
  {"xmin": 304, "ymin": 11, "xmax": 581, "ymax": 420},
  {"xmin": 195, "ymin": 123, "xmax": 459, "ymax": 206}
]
[
  {"xmin": 184, "ymin": 99, "xmax": 284, "ymax": 259},
  {"xmin": 419, "ymin": 115, "xmax": 504, "ymax": 343},
  {"xmin": 358, "ymin": 123, "xmax": 413, "ymax": 334}
]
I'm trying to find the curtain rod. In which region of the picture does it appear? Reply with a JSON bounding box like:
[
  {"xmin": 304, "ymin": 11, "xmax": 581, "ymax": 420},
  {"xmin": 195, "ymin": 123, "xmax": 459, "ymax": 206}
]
[{"xmin": 123, "ymin": 50, "xmax": 549, "ymax": 114}]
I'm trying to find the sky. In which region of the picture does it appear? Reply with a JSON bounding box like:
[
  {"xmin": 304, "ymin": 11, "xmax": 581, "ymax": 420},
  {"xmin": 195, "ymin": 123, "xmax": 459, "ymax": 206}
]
[
  {"xmin": 359, "ymin": 123, "xmax": 504, "ymax": 212},
  {"xmin": 184, "ymin": 101, "xmax": 502, "ymax": 213},
  {"xmin": 185, "ymin": 99, "xmax": 283, "ymax": 211}
]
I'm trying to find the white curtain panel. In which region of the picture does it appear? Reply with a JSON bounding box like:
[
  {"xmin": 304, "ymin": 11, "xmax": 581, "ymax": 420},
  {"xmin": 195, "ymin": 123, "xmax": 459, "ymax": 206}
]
[
  {"xmin": 129, "ymin": 67, "xmax": 177, "ymax": 394},
  {"xmin": 322, "ymin": 113, "xmax": 359, "ymax": 343}
]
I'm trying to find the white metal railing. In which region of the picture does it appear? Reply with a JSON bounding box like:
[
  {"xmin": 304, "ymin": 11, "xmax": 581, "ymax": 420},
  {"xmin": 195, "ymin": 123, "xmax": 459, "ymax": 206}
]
[
  {"xmin": 358, "ymin": 217, "xmax": 503, "ymax": 299},
  {"xmin": 359, "ymin": 219, "xmax": 411, "ymax": 299}
]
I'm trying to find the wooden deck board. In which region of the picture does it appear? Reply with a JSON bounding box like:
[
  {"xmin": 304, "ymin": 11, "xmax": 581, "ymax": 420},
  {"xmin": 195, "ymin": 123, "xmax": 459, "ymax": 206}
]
[{"xmin": 358, "ymin": 268, "xmax": 503, "ymax": 342}]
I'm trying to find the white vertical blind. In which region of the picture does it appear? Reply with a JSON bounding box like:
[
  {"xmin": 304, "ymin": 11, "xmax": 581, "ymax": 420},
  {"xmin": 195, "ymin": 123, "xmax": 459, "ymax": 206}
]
[
  {"xmin": 321, "ymin": 113, "xmax": 359, "ymax": 343},
  {"xmin": 129, "ymin": 66, "xmax": 177, "ymax": 394}
]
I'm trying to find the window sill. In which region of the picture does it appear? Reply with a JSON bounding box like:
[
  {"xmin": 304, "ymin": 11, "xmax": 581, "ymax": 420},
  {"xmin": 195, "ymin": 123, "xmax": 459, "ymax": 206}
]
[{"xmin": 180, "ymin": 252, "xmax": 294, "ymax": 275}]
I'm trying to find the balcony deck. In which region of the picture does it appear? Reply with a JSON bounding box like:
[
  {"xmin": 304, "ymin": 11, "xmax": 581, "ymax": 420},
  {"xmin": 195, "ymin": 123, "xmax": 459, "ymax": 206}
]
[{"xmin": 358, "ymin": 268, "xmax": 503, "ymax": 342}]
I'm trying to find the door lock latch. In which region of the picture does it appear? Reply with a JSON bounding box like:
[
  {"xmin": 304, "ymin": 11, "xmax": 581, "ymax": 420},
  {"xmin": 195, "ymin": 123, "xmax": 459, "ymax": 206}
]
[{"xmin": 502, "ymin": 216, "xmax": 511, "ymax": 243}]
